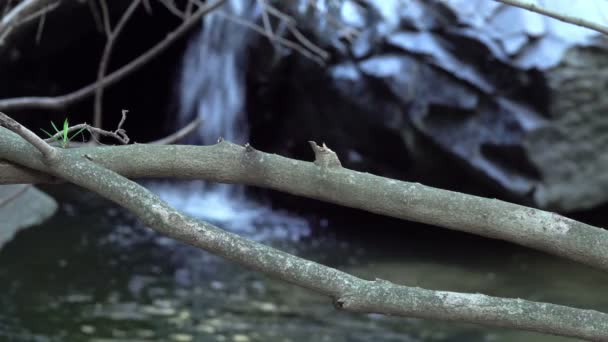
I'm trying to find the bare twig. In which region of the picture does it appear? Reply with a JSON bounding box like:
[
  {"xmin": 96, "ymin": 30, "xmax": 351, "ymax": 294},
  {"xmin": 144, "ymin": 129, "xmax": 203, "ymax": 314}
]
[
  {"xmin": 148, "ymin": 116, "xmax": 201, "ymax": 144},
  {"xmin": 97, "ymin": 0, "xmax": 111, "ymax": 38},
  {"xmin": 262, "ymin": 1, "xmax": 330, "ymax": 57},
  {"xmin": 0, "ymin": 0, "xmax": 58, "ymax": 45},
  {"xmin": 87, "ymin": 0, "xmax": 104, "ymax": 33},
  {"xmin": 14, "ymin": 0, "xmax": 59, "ymax": 26},
  {"xmin": 157, "ymin": 0, "xmax": 185, "ymax": 19},
  {"xmin": 34, "ymin": 5, "xmax": 46, "ymax": 44},
  {"xmin": 184, "ymin": 0, "xmax": 194, "ymax": 17},
  {"xmin": 44, "ymin": 109, "xmax": 130, "ymax": 145},
  {"xmin": 93, "ymin": 0, "xmax": 142, "ymax": 137},
  {"xmin": 258, "ymin": 0, "xmax": 274, "ymax": 39},
  {"xmin": 256, "ymin": 0, "xmax": 330, "ymax": 61},
  {"xmin": 0, "ymin": 184, "xmax": 31, "ymax": 208},
  {"xmin": 2, "ymin": 0, "xmax": 15, "ymax": 17},
  {"xmin": 0, "ymin": 0, "xmax": 227, "ymax": 112},
  {"xmin": 219, "ymin": 11, "xmax": 327, "ymax": 65},
  {"xmin": 494, "ymin": 0, "xmax": 608, "ymax": 35},
  {"xmin": 142, "ymin": 0, "xmax": 152, "ymax": 14}
]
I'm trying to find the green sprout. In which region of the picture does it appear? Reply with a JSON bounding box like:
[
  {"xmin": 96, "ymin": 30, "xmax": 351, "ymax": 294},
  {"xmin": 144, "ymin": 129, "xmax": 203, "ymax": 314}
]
[{"xmin": 41, "ymin": 118, "xmax": 87, "ymax": 148}]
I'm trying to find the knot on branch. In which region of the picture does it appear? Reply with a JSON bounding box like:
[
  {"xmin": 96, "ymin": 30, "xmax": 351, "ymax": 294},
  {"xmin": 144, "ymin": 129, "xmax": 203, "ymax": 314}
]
[{"xmin": 309, "ymin": 141, "xmax": 342, "ymax": 169}]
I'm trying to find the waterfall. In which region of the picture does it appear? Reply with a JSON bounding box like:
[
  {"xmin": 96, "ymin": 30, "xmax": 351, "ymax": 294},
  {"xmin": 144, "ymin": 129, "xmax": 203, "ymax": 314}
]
[
  {"xmin": 152, "ymin": 0, "xmax": 310, "ymax": 241},
  {"xmin": 178, "ymin": 0, "xmax": 253, "ymax": 145}
]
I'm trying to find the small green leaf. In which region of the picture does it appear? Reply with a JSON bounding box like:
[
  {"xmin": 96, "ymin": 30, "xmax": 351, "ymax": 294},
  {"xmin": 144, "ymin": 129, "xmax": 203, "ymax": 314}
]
[
  {"xmin": 41, "ymin": 128, "xmax": 62, "ymax": 145},
  {"xmin": 50, "ymin": 120, "xmax": 60, "ymax": 134},
  {"xmin": 62, "ymin": 118, "xmax": 69, "ymax": 144},
  {"xmin": 69, "ymin": 126, "xmax": 87, "ymax": 141},
  {"xmin": 40, "ymin": 128, "xmax": 54, "ymax": 138}
]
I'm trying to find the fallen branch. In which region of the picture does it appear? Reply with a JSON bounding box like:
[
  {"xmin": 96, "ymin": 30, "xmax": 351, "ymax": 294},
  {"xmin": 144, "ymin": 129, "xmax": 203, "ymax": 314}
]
[
  {"xmin": 494, "ymin": 0, "xmax": 608, "ymax": 35},
  {"xmin": 1, "ymin": 114, "xmax": 608, "ymax": 341},
  {"xmin": 0, "ymin": 0, "xmax": 226, "ymax": 112},
  {"xmin": 1, "ymin": 129, "xmax": 608, "ymax": 274}
]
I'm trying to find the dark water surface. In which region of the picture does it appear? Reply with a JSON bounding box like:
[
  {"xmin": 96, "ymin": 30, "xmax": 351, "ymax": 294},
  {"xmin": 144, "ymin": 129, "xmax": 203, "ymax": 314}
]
[{"xmin": 0, "ymin": 185, "xmax": 604, "ymax": 342}]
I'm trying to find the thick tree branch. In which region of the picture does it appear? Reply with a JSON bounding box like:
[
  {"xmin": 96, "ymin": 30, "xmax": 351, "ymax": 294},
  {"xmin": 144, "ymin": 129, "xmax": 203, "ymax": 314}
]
[
  {"xmin": 1, "ymin": 120, "xmax": 607, "ymax": 341},
  {"xmin": 1, "ymin": 133, "xmax": 608, "ymax": 274},
  {"xmin": 494, "ymin": 0, "xmax": 608, "ymax": 36},
  {"xmin": 0, "ymin": 0, "xmax": 226, "ymax": 112}
]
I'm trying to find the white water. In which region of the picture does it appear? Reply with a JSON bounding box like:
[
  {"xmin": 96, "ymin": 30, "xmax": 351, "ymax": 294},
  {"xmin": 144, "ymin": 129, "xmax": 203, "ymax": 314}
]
[{"xmin": 154, "ymin": 0, "xmax": 310, "ymax": 240}]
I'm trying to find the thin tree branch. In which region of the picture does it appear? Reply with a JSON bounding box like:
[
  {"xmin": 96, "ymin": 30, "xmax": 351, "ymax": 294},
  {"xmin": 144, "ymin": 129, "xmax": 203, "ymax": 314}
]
[
  {"xmin": 0, "ymin": 0, "xmax": 227, "ymax": 112},
  {"xmin": 218, "ymin": 11, "xmax": 327, "ymax": 65},
  {"xmin": 93, "ymin": 0, "xmax": 142, "ymax": 135},
  {"xmin": 1, "ymin": 136, "xmax": 608, "ymax": 274},
  {"xmin": 260, "ymin": 1, "xmax": 330, "ymax": 60},
  {"xmin": 33, "ymin": 4, "xmax": 46, "ymax": 44},
  {"xmin": 0, "ymin": 0, "xmax": 57, "ymax": 45},
  {"xmin": 14, "ymin": 0, "xmax": 59, "ymax": 26},
  {"xmin": 1, "ymin": 119, "xmax": 607, "ymax": 341},
  {"xmin": 2, "ymin": 0, "xmax": 15, "ymax": 17},
  {"xmin": 97, "ymin": 0, "xmax": 111, "ymax": 38},
  {"xmin": 0, "ymin": 112, "xmax": 56, "ymax": 159},
  {"xmin": 148, "ymin": 116, "xmax": 201, "ymax": 144},
  {"xmin": 494, "ymin": 0, "xmax": 608, "ymax": 35},
  {"xmin": 43, "ymin": 109, "xmax": 130, "ymax": 145},
  {"xmin": 87, "ymin": 0, "xmax": 104, "ymax": 33},
  {"xmin": 157, "ymin": 0, "xmax": 185, "ymax": 19}
]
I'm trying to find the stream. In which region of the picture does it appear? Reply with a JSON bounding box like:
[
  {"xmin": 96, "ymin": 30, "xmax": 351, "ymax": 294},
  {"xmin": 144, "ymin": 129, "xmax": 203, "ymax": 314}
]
[{"xmin": 0, "ymin": 185, "xmax": 606, "ymax": 341}]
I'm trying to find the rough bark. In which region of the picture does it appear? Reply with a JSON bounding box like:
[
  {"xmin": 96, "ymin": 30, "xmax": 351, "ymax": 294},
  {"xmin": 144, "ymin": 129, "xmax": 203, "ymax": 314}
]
[
  {"xmin": 2, "ymin": 131, "xmax": 608, "ymax": 273},
  {"xmin": 1, "ymin": 122, "xmax": 608, "ymax": 341}
]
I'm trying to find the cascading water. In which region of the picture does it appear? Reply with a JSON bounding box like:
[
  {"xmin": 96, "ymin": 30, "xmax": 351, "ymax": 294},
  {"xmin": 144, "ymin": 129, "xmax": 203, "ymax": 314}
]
[
  {"xmin": 152, "ymin": 0, "xmax": 309, "ymax": 240},
  {"xmin": 178, "ymin": 0, "xmax": 251, "ymax": 146}
]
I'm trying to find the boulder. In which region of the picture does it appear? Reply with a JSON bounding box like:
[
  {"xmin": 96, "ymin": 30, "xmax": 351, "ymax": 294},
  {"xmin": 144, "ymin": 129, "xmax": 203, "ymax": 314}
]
[
  {"xmin": 0, "ymin": 185, "xmax": 57, "ymax": 250},
  {"xmin": 248, "ymin": 0, "xmax": 608, "ymax": 211}
]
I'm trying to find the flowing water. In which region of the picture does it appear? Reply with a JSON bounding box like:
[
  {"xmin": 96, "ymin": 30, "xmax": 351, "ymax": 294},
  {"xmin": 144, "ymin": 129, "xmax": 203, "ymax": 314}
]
[
  {"xmin": 154, "ymin": 0, "xmax": 300, "ymax": 240},
  {"xmin": 1, "ymin": 1, "xmax": 607, "ymax": 341}
]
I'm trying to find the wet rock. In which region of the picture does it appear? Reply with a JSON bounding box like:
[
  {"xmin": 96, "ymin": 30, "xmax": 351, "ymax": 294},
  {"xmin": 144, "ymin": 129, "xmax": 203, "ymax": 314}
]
[
  {"xmin": 525, "ymin": 48, "xmax": 608, "ymax": 211},
  {"xmin": 249, "ymin": 0, "xmax": 608, "ymax": 211},
  {"xmin": 0, "ymin": 185, "xmax": 57, "ymax": 249}
]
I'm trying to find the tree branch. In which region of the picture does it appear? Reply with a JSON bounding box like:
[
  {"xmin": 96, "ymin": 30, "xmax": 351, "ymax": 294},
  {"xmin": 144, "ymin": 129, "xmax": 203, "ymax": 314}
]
[
  {"xmin": 43, "ymin": 109, "xmax": 130, "ymax": 145},
  {"xmin": 148, "ymin": 116, "xmax": 201, "ymax": 144},
  {"xmin": 0, "ymin": 0, "xmax": 226, "ymax": 112},
  {"xmin": 494, "ymin": 0, "xmax": 608, "ymax": 35},
  {"xmin": 1, "ymin": 118, "xmax": 607, "ymax": 341},
  {"xmin": 93, "ymin": 0, "xmax": 142, "ymax": 133},
  {"xmin": 0, "ymin": 111, "xmax": 56, "ymax": 159},
  {"xmin": 0, "ymin": 0, "xmax": 57, "ymax": 45},
  {"xmin": 1, "ymin": 133, "xmax": 608, "ymax": 274}
]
